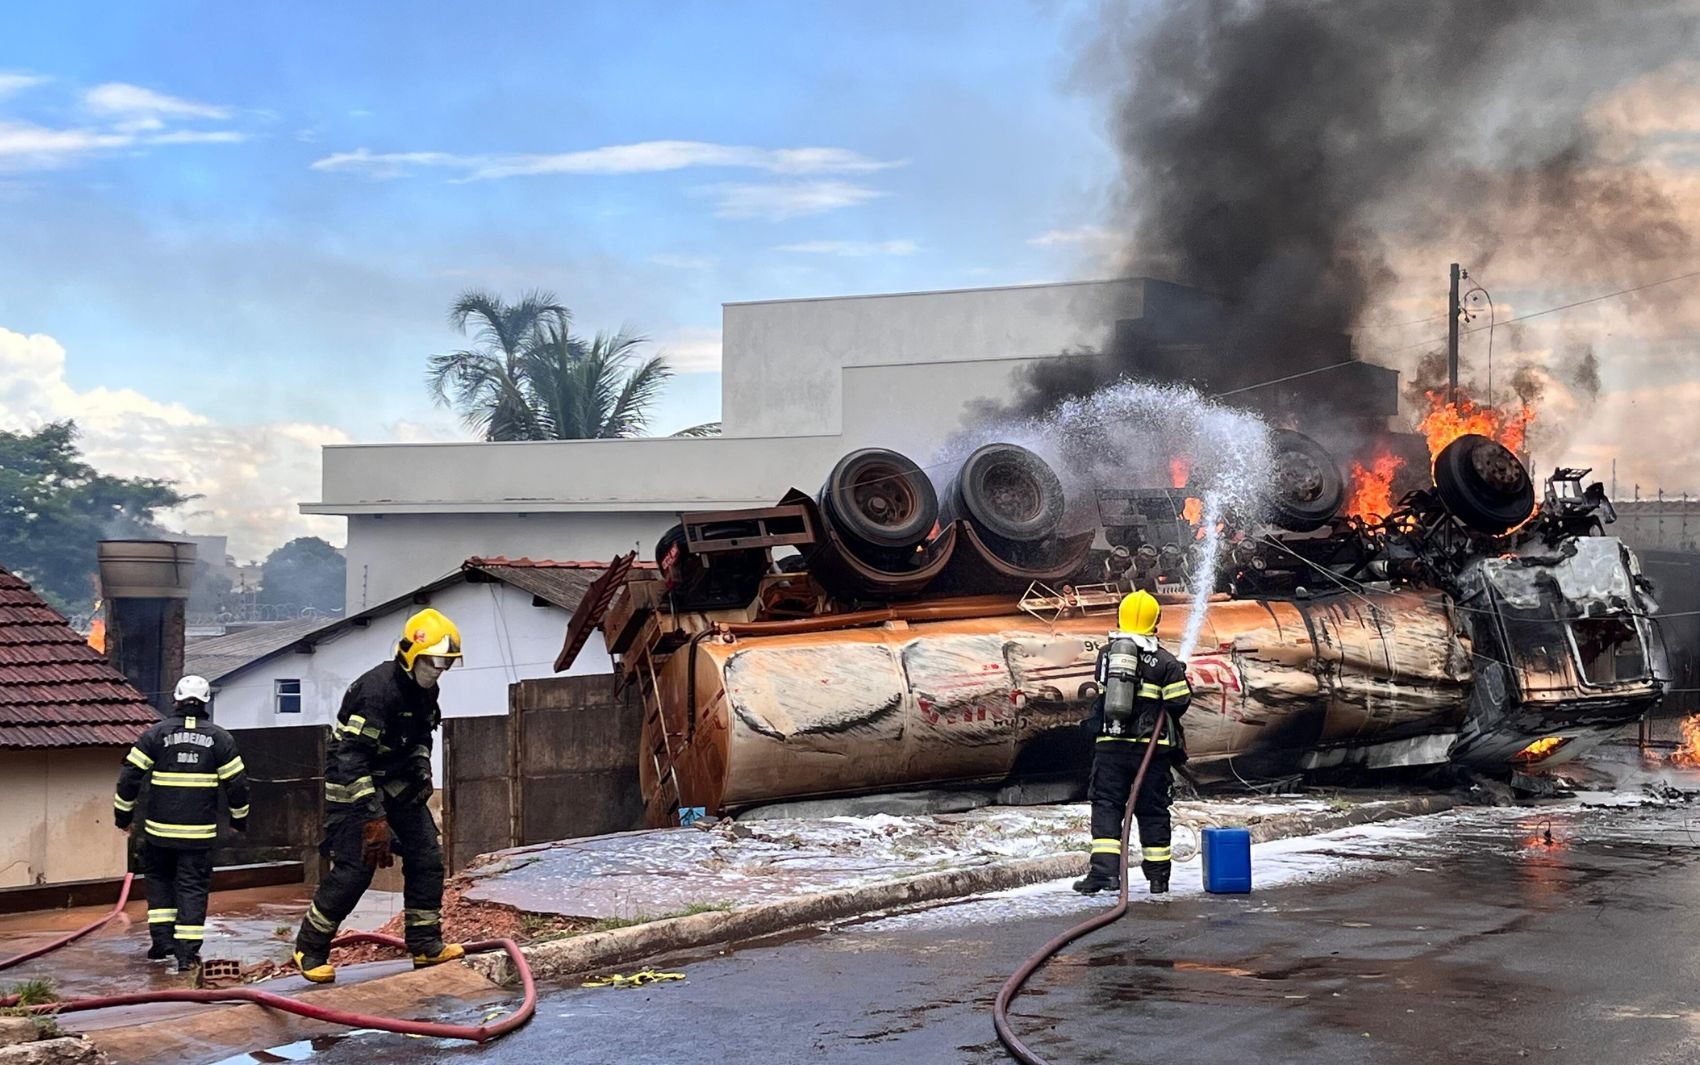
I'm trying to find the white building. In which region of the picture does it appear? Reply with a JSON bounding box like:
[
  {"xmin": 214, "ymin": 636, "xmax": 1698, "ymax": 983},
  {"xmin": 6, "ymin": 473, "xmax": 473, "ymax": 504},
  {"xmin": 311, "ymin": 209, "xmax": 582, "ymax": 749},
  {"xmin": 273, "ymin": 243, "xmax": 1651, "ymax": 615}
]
[
  {"xmin": 186, "ymin": 559, "xmax": 617, "ymax": 783},
  {"xmin": 304, "ymin": 279, "xmax": 1164, "ymax": 608}
]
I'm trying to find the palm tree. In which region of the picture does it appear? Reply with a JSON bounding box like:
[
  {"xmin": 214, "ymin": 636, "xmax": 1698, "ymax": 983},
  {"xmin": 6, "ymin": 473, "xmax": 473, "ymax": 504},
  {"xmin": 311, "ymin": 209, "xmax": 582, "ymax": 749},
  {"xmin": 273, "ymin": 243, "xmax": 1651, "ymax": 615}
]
[
  {"xmin": 426, "ymin": 290, "xmax": 569, "ymax": 441},
  {"xmin": 427, "ymin": 288, "xmax": 717, "ymax": 441},
  {"xmin": 523, "ymin": 326, "xmax": 675, "ymax": 439}
]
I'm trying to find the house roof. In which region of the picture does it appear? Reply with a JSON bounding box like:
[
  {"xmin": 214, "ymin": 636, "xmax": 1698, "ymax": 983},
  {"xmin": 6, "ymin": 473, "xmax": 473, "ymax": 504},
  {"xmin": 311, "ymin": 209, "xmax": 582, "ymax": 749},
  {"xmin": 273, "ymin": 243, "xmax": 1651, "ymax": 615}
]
[
  {"xmin": 185, "ymin": 618, "xmax": 332, "ymax": 683},
  {"xmin": 0, "ymin": 564, "xmax": 158, "ymax": 750},
  {"xmin": 462, "ymin": 557, "xmax": 651, "ymax": 611},
  {"xmin": 202, "ymin": 557, "xmax": 639, "ymax": 685}
]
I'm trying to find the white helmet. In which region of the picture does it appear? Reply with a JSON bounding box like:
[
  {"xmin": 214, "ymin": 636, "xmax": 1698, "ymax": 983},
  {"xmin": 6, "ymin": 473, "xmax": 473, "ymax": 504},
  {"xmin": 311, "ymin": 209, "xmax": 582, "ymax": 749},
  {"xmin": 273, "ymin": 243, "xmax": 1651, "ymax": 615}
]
[{"xmin": 173, "ymin": 675, "xmax": 212, "ymax": 706}]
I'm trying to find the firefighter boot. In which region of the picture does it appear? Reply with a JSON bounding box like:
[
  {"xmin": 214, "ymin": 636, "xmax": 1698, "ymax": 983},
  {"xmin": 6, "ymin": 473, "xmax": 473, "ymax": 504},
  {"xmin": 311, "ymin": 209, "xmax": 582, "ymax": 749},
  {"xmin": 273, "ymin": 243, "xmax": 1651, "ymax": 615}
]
[
  {"xmin": 411, "ymin": 941, "xmax": 466, "ymax": 969},
  {"xmin": 293, "ymin": 950, "xmax": 337, "ymax": 985},
  {"xmin": 1072, "ymin": 872, "xmax": 1119, "ymax": 894},
  {"xmin": 1147, "ymin": 867, "xmax": 1171, "ymax": 895},
  {"xmin": 146, "ymin": 942, "xmax": 173, "ymax": 962}
]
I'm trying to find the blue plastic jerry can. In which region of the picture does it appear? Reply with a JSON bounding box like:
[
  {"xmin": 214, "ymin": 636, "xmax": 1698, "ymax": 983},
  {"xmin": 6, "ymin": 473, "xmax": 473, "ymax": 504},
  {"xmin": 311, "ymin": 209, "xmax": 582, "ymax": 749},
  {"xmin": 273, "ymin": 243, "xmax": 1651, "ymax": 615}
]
[{"xmin": 1201, "ymin": 826, "xmax": 1252, "ymax": 894}]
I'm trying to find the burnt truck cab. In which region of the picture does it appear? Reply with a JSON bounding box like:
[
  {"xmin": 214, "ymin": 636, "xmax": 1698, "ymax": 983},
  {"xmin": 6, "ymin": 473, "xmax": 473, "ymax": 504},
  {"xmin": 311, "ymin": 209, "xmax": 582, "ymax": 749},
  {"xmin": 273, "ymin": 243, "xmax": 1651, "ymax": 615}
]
[{"xmin": 1452, "ymin": 536, "xmax": 1666, "ymax": 767}]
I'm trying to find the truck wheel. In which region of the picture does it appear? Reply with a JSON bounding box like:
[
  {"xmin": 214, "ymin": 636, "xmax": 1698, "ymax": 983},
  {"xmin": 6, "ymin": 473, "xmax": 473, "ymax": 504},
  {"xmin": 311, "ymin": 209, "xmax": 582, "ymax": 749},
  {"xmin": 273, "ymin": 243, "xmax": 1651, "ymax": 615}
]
[
  {"xmin": 1434, "ymin": 433, "xmax": 1536, "ymax": 535},
  {"xmin": 1266, "ymin": 430, "xmax": 1344, "ymax": 532},
  {"xmin": 819, "ymin": 448, "xmax": 939, "ymax": 552},
  {"xmin": 940, "ymin": 443, "xmax": 1066, "ymax": 544}
]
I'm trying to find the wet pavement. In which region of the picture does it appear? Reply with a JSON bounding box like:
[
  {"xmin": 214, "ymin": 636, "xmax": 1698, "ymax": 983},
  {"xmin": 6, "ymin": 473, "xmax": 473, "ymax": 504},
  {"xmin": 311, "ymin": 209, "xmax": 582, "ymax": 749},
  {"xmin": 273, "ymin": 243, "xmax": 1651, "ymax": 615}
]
[
  {"xmin": 0, "ymin": 885, "xmax": 403, "ymax": 1000},
  {"xmin": 295, "ymin": 795, "xmax": 1700, "ymax": 1065},
  {"xmin": 462, "ymin": 796, "xmax": 1352, "ymax": 920}
]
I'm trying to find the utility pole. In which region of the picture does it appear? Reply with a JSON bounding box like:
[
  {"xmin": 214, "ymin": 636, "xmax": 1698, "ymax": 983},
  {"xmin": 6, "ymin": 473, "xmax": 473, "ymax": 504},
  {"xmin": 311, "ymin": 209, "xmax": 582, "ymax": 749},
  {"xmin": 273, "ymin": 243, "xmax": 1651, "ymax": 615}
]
[{"xmin": 1447, "ymin": 262, "xmax": 1461, "ymax": 407}]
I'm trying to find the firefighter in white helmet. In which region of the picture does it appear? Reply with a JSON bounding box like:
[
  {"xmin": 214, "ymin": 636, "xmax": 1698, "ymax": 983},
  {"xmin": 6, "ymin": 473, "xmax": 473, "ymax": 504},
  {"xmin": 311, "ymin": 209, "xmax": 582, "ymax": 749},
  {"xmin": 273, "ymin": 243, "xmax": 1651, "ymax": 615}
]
[
  {"xmin": 115, "ymin": 675, "xmax": 249, "ymax": 973},
  {"xmin": 293, "ymin": 609, "xmax": 463, "ymax": 982},
  {"xmin": 1074, "ymin": 590, "xmax": 1192, "ymax": 895}
]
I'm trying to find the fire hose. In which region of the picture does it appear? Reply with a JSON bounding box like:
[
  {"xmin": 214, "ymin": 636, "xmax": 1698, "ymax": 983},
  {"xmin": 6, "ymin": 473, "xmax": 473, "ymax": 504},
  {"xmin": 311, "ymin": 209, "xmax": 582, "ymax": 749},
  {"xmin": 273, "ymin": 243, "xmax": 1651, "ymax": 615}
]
[
  {"xmin": 993, "ymin": 710, "xmax": 1167, "ymax": 1065},
  {"xmin": 0, "ymin": 877, "xmax": 536, "ymax": 1045},
  {"xmin": 0, "ymin": 873, "xmax": 135, "ymax": 974}
]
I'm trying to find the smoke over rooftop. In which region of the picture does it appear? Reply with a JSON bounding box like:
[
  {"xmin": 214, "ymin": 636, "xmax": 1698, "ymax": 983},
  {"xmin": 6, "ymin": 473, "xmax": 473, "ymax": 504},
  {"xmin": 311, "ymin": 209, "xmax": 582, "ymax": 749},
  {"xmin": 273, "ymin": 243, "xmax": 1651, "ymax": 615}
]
[{"xmin": 1009, "ymin": 0, "xmax": 1699, "ymax": 427}]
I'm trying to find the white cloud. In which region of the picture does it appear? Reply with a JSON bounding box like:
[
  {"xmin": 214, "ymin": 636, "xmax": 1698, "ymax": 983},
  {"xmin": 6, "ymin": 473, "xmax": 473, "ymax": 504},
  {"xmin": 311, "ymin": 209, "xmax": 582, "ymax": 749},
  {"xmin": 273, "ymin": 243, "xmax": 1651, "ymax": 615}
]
[
  {"xmin": 776, "ymin": 239, "xmax": 918, "ymax": 256},
  {"xmin": 695, "ymin": 180, "xmax": 887, "ymax": 220},
  {"xmin": 146, "ymin": 130, "xmax": 248, "ymax": 145},
  {"xmin": 0, "ymin": 120, "xmax": 129, "ymax": 165},
  {"xmin": 0, "ymin": 72, "xmax": 48, "ymax": 98},
  {"xmin": 0, "ymin": 325, "xmax": 349, "ymax": 557},
  {"xmin": 310, "ymin": 140, "xmax": 903, "ymax": 182},
  {"xmin": 657, "ymin": 327, "xmax": 722, "ymax": 373},
  {"xmin": 1028, "ymin": 226, "xmax": 1121, "ymax": 249},
  {"xmin": 309, "ymin": 148, "xmax": 468, "ymax": 179},
  {"xmin": 84, "ymin": 82, "xmax": 231, "ymax": 120},
  {"xmin": 0, "ymin": 81, "xmax": 246, "ymax": 170}
]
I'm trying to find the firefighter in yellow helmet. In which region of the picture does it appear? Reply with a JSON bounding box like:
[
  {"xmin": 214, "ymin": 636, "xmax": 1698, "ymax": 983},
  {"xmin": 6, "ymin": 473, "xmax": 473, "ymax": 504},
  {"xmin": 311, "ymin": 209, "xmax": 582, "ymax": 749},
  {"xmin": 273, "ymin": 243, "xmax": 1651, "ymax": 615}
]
[
  {"xmin": 1075, "ymin": 590, "xmax": 1192, "ymax": 895},
  {"xmin": 293, "ymin": 608, "xmax": 463, "ymax": 982}
]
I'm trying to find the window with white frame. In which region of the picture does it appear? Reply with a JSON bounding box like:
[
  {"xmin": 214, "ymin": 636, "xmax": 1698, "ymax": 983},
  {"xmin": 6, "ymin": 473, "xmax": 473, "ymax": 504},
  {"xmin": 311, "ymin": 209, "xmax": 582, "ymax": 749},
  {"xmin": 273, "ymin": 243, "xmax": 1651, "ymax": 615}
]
[{"xmin": 275, "ymin": 679, "xmax": 302, "ymax": 714}]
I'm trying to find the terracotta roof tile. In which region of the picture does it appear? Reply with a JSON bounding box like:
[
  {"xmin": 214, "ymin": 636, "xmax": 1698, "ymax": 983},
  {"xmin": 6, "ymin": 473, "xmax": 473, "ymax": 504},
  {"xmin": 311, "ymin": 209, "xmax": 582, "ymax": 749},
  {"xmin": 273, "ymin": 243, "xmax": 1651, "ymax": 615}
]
[{"xmin": 0, "ymin": 564, "xmax": 157, "ymax": 750}]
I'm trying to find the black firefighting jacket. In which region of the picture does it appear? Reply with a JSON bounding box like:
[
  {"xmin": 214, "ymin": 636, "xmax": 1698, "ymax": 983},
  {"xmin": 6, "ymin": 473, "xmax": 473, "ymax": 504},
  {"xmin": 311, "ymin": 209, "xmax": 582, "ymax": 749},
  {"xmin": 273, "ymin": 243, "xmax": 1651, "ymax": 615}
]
[
  {"xmin": 1091, "ymin": 639, "xmax": 1192, "ymax": 757},
  {"xmin": 115, "ymin": 712, "xmax": 249, "ymax": 849},
  {"xmin": 323, "ymin": 659, "xmax": 440, "ymax": 821}
]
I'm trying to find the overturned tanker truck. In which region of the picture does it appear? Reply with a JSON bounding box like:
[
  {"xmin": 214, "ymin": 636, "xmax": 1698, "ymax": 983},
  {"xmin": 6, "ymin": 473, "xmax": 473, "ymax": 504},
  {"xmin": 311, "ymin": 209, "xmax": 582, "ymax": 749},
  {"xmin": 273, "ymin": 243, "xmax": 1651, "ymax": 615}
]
[{"xmin": 561, "ymin": 433, "xmax": 1669, "ymax": 827}]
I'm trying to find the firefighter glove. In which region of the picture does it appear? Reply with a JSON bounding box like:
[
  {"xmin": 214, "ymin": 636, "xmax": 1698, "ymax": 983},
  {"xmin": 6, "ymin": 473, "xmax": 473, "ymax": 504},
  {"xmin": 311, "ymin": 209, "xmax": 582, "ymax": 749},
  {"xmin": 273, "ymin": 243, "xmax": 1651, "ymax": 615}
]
[{"xmin": 362, "ymin": 818, "xmax": 395, "ymax": 869}]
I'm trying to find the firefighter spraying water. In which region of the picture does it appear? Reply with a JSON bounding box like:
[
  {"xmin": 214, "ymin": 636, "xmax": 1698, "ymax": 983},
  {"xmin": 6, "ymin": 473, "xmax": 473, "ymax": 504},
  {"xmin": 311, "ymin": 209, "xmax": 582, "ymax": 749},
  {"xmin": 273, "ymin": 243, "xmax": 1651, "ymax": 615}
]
[{"xmin": 1073, "ymin": 591, "xmax": 1192, "ymax": 896}]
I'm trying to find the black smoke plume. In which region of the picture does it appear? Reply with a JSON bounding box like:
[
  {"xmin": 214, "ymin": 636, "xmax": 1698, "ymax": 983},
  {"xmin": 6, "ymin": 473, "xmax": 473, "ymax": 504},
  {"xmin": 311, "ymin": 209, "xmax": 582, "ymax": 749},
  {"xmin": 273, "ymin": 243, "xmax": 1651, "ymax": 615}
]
[{"xmin": 1006, "ymin": 0, "xmax": 1697, "ymax": 419}]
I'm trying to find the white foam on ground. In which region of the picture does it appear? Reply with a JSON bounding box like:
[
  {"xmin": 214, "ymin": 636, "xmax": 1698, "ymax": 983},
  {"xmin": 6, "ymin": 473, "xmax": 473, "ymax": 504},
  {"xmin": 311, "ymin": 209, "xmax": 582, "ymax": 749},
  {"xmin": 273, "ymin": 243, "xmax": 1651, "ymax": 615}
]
[{"xmin": 858, "ymin": 806, "xmax": 1547, "ymax": 932}]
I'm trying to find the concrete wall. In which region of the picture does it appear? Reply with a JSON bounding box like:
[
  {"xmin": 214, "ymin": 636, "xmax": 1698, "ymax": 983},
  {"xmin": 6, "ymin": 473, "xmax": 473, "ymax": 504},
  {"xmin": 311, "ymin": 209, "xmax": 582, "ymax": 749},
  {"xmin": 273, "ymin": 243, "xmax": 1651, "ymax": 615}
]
[
  {"xmin": 720, "ymin": 279, "xmax": 1140, "ymax": 436},
  {"xmin": 0, "ymin": 747, "xmax": 130, "ymax": 889},
  {"xmin": 209, "ymin": 578, "xmax": 613, "ymax": 784},
  {"xmin": 343, "ymin": 513, "xmax": 670, "ymax": 613}
]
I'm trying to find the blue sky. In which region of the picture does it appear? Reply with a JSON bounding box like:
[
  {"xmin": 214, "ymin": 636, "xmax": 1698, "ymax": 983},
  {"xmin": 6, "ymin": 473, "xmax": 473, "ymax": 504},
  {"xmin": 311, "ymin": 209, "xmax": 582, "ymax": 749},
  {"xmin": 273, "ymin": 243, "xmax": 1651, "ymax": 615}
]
[
  {"xmin": 3, "ymin": 2, "xmax": 1695, "ymax": 559},
  {"xmin": 0, "ymin": 1, "xmax": 1118, "ymax": 446}
]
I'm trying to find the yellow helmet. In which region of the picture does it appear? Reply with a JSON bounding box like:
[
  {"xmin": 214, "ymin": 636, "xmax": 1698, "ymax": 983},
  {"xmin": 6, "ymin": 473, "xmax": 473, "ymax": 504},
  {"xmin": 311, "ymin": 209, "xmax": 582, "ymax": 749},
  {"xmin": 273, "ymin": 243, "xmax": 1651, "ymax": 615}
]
[
  {"xmin": 1117, "ymin": 591, "xmax": 1161, "ymax": 637},
  {"xmin": 397, "ymin": 608, "xmax": 462, "ymax": 671}
]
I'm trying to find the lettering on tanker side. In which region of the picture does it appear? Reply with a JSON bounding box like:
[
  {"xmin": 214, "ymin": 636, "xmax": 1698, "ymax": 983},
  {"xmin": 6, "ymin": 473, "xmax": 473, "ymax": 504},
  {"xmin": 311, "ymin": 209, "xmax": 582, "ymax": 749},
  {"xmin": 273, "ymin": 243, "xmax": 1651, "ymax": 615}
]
[
  {"xmin": 1185, "ymin": 654, "xmax": 1245, "ymax": 720},
  {"xmin": 902, "ymin": 634, "xmax": 1022, "ymax": 742}
]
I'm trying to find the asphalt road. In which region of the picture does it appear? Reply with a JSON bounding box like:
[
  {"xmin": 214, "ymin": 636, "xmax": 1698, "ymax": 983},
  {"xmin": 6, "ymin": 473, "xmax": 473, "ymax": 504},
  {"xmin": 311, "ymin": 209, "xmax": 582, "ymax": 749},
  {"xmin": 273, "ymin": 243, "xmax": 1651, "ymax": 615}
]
[{"xmin": 279, "ymin": 798, "xmax": 1700, "ymax": 1065}]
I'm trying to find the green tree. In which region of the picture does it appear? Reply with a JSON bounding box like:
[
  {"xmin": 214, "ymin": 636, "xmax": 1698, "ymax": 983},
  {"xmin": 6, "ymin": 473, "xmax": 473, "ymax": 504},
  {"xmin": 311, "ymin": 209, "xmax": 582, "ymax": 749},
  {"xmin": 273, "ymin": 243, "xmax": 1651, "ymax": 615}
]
[
  {"xmin": 425, "ymin": 289, "xmax": 569, "ymax": 441},
  {"xmin": 0, "ymin": 422, "xmax": 187, "ymax": 614},
  {"xmin": 424, "ymin": 288, "xmax": 716, "ymax": 440},
  {"xmin": 523, "ymin": 326, "xmax": 674, "ymax": 439},
  {"xmin": 257, "ymin": 537, "xmax": 346, "ymax": 616}
]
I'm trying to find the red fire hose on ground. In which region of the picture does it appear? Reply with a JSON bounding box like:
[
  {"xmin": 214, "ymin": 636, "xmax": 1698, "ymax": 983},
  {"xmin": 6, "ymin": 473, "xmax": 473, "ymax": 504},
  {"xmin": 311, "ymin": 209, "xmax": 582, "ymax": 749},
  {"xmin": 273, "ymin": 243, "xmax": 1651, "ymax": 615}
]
[
  {"xmin": 0, "ymin": 873, "xmax": 136, "ymax": 974},
  {"xmin": 993, "ymin": 711, "xmax": 1167, "ymax": 1065},
  {"xmin": 0, "ymin": 875, "xmax": 536, "ymax": 1045}
]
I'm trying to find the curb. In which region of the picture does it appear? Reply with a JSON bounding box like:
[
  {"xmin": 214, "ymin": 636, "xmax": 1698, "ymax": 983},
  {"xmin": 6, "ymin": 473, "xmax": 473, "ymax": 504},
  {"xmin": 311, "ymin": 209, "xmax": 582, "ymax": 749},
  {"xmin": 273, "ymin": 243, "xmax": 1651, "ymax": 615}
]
[{"xmin": 469, "ymin": 794, "xmax": 1456, "ymax": 985}]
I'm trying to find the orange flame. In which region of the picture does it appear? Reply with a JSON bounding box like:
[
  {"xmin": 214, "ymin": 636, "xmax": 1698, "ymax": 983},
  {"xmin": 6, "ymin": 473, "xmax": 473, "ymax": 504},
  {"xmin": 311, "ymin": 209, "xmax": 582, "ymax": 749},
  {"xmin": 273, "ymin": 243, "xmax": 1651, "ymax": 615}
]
[
  {"xmin": 87, "ymin": 598, "xmax": 105, "ymax": 653},
  {"xmin": 1673, "ymin": 716, "xmax": 1700, "ymax": 768},
  {"xmin": 1514, "ymin": 735, "xmax": 1566, "ymax": 763},
  {"xmin": 1182, "ymin": 497, "xmax": 1203, "ymax": 525},
  {"xmin": 1346, "ymin": 452, "xmax": 1404, "ymax": 522},
  {"xmin": 1418, "ymin": 389, "xmax": 1535, "ymax": 461},
  {"xmin": 1169, "ymin": 458, "xmax": 1190, "ymax": 489}
]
